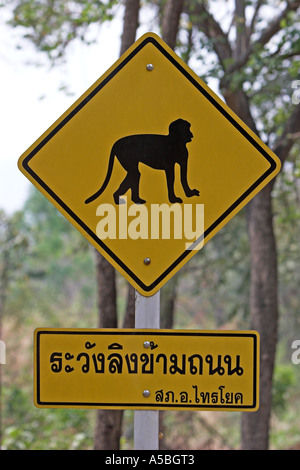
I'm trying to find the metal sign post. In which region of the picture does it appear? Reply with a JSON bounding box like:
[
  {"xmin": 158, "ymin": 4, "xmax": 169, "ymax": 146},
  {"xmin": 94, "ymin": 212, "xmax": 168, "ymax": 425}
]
[{"xmin": 134, "ymin": 290, "xmax": 160, "ymax": 450}]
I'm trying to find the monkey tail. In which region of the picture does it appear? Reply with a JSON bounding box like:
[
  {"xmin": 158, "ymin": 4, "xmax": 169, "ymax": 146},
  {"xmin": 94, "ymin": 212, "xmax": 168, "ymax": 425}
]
[{"xmin": 85, "ymin": 146, "xmax": 115, "ymax": 204}]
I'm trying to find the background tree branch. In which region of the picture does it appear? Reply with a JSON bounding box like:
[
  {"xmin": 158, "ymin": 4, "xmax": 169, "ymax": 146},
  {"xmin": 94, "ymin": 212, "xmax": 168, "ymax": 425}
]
[
  {"xmin": 161, "ymin": 0, "xmax": 185, "ymax": 49},
  {"xmin": 227, "ymin": 0, "xmax": 300, "ymax": 76},
  {"xmin": 188, "ymin": 2, "xmax": 232, "ymax": 69},
  {"xmin": 94, "ymin": 0, "xmax": 140, "ymax": 450},
  {"xmin": 273, "ymin": 102, "xmax": 300, "ymax": 166}
]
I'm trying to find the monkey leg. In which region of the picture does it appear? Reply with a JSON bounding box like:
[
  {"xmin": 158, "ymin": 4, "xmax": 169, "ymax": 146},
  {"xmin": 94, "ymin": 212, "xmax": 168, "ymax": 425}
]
[
  {"xmin": 130, "ymin": 169, "xmax": 146, "ymax": 204},
  {"xmin": 113, "ymin": 170, "xmax": 146, "ymax": 204},
  {"xmin": 113, "ymin": 174, "xmax": 131, "ymax": 204},
  {"xmin": 165, "ymin": 168, "xmax": 182, "ymax": 204},
  {"xmin": 180, "ymin": 161, "xmax": 200, "ymax": 198}
]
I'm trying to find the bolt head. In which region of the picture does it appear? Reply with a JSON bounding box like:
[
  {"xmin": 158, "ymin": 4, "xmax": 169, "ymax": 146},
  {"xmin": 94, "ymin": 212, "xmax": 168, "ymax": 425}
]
[
  {"xmin": 144, "ymin": 257, "xmax": 151, "ymax": 265},
  {"xmin": 143, "ymin": 390, "xmax": 150, "ymax": 398},
  {"xmin": 146, "ymin": 63, "xmax": 154, "ymax": 71}
]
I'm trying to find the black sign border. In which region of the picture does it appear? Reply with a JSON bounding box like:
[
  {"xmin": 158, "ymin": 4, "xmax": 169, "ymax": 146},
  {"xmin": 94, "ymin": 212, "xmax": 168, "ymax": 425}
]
[
  {"xmin": 35, "ymin": 330, "xmax": 259, "ymax": 410},
  {"xmin": 22, "ymin": 35, "xmax": 277, "ymax": 293}
]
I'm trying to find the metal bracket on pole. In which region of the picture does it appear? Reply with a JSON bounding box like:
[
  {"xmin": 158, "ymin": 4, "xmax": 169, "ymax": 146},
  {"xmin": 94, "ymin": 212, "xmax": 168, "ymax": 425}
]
[{"xmin": 134, "ymin": 290, "xmax": 160, "ymax": 450}]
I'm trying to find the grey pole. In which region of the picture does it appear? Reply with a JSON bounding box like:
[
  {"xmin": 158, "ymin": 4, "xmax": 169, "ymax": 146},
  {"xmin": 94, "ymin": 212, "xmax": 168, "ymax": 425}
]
[{"xmin": 134, "ymin": 290, "xmax": 160, "ymax": 450}]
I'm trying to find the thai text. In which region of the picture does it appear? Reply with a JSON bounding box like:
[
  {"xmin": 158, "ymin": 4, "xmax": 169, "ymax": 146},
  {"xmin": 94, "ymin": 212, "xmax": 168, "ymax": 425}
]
[{"xmin": 155, "ymin": 385, "xmax": 243, "ymax": 406}]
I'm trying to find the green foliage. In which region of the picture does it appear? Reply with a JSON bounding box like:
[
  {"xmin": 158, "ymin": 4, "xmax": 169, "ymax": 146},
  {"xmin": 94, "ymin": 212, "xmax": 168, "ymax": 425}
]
[
  {"xmin": 176, "ymin": 210, "xmax": 250, "ymax": 329},
  {"xmin": 1, "ymin": 189, "xmax": 98, "ymax": 450},
  {"xmin": 0, "ymin": 209, "xmax": 30, "ymax": 320},
  {"xmin": 17, "ymin": 188, "xmax": 97, "ymax": 326},
  {"xmin": 2, "ymin": 386, "xmax": 93, "ymax": 449},
  {"xmin": 272, "ymin": 364, "xmax": 296, "ymax": 415}
]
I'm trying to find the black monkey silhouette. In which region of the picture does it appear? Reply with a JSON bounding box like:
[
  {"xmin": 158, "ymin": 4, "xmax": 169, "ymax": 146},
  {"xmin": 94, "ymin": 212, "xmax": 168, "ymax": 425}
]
[{"xmin": 85, "ymin": 119, "xmax": 199, "ymax": 205}]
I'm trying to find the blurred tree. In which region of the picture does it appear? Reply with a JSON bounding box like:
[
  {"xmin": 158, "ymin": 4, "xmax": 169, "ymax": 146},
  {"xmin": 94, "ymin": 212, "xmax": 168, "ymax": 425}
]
[
  {"xmin": 14, "ymin": 187, "xmax": 97, "ymax": 324},
  {"xmin": 0, "ymin": 210, "xmax": 29, "ymax": 320},
  {"xmin": 178, "ymin": 0, "xmax": 300, "ymax": 449},
  {"xmin": 1, "ymin": 189, "xmax": 99, "ymax": 449},
  {"xmin": 4, "ymin": 0, "xmax": 300, "ymax": 450},
  {"xmin": 8, "ymin": 0, "xmax": 119, "ymax": 61},
  {"xmin": 93, "ymin": 0, "xmax": 140, "ymax": 450}
]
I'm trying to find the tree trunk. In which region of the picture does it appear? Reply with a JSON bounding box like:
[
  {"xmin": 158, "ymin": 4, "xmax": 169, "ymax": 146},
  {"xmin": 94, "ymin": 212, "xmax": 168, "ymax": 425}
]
[
  {"xmin": 225, "ymin": 96, "xmax": 279, "ymax": 449},
  {"xmin": 240, "ymin": 102, "xmax": 300, "ymax": 450},
  {"xmin": 93, "ymin": 0, "xmax": 140, "ymax": 450},
  {"xmin": 223, "ymin": 85, "xmax": 278, "ymax": 452},
  {"xmin": 241, "ymin": 186, "xmax": 278, "ymax": 449},
  {"xmin": 123, "ymin": 284, "xmax": 135, "ymax": 328},
  {"xmin": 94, "ymin": 252, "xmax": 123, "ymax": 450},
  {"xmin": 120, "ymin": 0, "xmax": 140, "ymax": 56},
  {"xmin": 160, "ymin": 276, "xmax": 178, "ymax": 329},
  {"xmin": 159, "ymin": 276, "xmax": 178, "ymax": 448}
]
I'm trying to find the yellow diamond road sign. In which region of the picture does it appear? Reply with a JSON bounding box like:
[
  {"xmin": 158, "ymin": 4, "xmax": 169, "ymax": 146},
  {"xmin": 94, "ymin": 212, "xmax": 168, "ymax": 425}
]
[
  {"xmin": 18, "ymin": 33, "xmax": 281, "ymax": 296},
  {"xmin": 34, "ymin": 329, "xmax": 259, "ymax": 411}
]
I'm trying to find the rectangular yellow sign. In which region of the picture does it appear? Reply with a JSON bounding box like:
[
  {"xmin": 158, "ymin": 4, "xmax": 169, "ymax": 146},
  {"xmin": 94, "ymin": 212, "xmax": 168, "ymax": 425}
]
[{"xmin": 34, "ymin": 329, "xmax": 259, "ymax": 411}]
